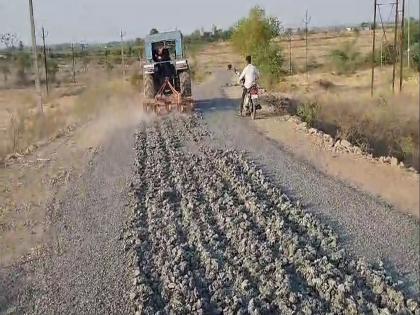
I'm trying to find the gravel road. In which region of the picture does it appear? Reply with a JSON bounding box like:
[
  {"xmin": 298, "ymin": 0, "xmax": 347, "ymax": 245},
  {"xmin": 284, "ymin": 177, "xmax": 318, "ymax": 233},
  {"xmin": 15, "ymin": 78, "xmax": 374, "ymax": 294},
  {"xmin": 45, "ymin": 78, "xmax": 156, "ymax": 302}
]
[{"xmin": 1, "ymin": 70, "xmax": 418, "ymax": 314}]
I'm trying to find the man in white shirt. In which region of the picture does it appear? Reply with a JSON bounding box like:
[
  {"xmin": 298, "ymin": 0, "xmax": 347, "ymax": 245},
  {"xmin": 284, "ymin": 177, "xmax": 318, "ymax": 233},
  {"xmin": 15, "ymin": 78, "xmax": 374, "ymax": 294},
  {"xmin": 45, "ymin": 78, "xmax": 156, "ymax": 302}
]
[{"xmin": 238, "ymin": 55, "xmax": 260, "ymax": 114}]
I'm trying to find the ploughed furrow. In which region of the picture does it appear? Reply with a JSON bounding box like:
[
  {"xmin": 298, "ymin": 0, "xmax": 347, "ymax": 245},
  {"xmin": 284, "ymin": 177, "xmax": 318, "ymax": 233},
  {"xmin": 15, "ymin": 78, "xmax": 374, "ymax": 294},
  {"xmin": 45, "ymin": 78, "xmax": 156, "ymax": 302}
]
[{"xmin": 127, "ymin": 114, "xmax": 419, "ymax": 315}]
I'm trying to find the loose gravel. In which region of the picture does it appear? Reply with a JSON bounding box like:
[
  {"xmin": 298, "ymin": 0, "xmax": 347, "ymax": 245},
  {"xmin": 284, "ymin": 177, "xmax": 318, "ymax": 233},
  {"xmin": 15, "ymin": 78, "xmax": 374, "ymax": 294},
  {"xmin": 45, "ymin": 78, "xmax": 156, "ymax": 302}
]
[{"xmin": 125, "ymin": 113, "xmax": 419, "ymax": 314}]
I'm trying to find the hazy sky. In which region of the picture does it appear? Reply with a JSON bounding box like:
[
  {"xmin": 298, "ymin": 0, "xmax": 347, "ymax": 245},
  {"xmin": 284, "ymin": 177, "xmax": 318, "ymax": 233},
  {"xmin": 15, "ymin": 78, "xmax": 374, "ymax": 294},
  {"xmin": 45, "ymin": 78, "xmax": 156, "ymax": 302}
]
[{"xmin": 0, "ymin": 0, "xmax": 419, "ymax": 45}]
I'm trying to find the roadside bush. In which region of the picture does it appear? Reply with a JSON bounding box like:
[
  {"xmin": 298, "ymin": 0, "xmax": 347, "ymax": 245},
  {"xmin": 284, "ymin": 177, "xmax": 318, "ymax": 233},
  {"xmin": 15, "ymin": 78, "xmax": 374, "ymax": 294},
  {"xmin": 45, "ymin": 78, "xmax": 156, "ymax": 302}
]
[
  {"xmin": 411, "ymin": 42, "xmax": 420, "ymax": 71},
  {"xmin": 0, "ymin": 61, "xmax": 10, "ymax": 87},
  {"xmin": 253, "ymin": 44, "xmax": 284, "ymax": 88},
  {"xmin": 378, "ymin": 42, "xmax": 398, "ymax": 66},
  {"xmin": 329, "ymin": 40, "xmax": 361, "ymax": 74},
  {"xmin": 296, "ymin": 101, "xmax": 320, "ymax": 127},
  {"xmin": 47, "ymin": 59, "xmax": 59, "ymax": 83},
  {"xmin": 15, "ymin": 52, "xmax": 31, "ymax": 85}
]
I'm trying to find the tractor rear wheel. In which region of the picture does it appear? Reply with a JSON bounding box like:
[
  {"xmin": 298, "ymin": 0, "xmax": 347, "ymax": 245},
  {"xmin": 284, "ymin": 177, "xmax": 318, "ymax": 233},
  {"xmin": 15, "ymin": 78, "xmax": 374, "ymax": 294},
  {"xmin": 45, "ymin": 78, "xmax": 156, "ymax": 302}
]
[
  {"xmin": 144, "ymin": 74, "xmax": 155, "ymax": 99},
  {"xmin": 179, "ymin": 71, "xmax": 192, "ymax": 97}
]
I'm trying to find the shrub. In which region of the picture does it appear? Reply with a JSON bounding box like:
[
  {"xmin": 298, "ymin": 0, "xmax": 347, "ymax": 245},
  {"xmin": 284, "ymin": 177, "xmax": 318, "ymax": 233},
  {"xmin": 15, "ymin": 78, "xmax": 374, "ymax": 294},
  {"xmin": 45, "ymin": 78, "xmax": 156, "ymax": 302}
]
[
  {"xmin": 253, "ymin": 44, "xmax": 284, "ymax": 88},
  {"xmin": 296, "ymin": 101, "xmax": 320, "ymax": 126},
  {"xmin": 378, "ymin": 42, "xmax": 398, "ymax": 65},
  {"xmin": 329, "ymin": 40, "xmax": 361, "ymax": 74},
  {"xmin": 15, "ymin": 52, "xmax": 31, "ymax": 85},
  {"xmin": 47, "ymin": 59, "xmax": 59, "ymax": 82},
  {"xmin": 411, "ymin": 42, "xmax": 420, "ymax": 71}
]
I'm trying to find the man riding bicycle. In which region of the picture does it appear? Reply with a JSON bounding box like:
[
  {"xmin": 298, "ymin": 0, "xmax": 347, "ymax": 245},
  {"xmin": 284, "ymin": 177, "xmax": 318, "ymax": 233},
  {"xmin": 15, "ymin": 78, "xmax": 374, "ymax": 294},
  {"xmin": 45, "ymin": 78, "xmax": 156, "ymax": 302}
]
[{"xmin": 238, "ymin": 55, "xmax": 260, "ymax": 115}]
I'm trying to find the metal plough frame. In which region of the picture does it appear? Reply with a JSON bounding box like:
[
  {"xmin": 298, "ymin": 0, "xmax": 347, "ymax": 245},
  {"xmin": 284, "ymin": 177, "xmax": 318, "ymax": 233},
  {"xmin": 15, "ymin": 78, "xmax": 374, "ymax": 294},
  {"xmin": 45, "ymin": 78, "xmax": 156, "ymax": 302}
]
[{"xmin": 143, "ymin": 78, "xmax": 194, "ymax": 114}]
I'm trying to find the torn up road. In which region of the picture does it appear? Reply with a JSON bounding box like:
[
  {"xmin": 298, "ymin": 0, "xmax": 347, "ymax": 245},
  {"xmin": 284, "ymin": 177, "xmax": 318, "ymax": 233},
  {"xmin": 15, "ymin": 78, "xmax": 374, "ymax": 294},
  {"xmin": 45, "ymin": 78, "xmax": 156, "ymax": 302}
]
[{"xmin": 127, "ymin": 112, "xmax": 419, "ymax": 314}]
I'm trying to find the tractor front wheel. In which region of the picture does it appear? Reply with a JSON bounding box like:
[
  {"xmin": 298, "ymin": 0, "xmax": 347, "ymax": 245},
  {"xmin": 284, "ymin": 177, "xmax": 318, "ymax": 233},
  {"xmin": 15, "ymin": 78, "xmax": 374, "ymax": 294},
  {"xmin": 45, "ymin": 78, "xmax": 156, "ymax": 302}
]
[
  {"xmin": 179, "ymin": 71, "xmax": 192, "ymax": 97},
  {"xmin": 144, "ymin": 74, "xmax": 155, "ymax": 99}
]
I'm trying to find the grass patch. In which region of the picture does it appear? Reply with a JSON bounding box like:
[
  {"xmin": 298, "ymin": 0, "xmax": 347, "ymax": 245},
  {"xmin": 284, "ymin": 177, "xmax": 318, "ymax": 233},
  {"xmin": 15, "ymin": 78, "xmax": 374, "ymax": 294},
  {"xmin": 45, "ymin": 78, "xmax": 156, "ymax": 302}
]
[{"xmin": 295, "ymin": 91, "xmax": 419, "ymax": 169}]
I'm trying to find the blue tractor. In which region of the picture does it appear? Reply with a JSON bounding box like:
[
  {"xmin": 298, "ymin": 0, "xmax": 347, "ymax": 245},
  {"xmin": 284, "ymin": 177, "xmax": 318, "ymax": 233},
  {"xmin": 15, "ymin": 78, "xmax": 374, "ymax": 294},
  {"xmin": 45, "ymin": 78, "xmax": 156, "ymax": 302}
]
[{"xmin": 143, "ymin": 31, "xmax": 192, "ymax": 99}]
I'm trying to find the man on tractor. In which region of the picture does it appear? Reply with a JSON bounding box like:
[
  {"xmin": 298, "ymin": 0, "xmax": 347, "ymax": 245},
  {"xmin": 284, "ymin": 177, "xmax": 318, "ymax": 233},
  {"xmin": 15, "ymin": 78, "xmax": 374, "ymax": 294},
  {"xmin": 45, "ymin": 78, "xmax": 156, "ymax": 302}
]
[{"xmin": 238, "ymin": 55, "xmax": 260, "ymax": 115}]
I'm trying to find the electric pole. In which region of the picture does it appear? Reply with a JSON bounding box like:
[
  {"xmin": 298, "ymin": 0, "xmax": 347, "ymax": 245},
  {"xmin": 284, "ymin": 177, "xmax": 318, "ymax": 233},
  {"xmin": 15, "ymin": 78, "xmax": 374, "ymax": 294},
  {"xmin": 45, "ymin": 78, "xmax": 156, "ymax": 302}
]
[
  {"xmin": 392, "ymin": 0, "xmax": 399, "ymax": 93},
  {"xmin": 41, "ymin": 26, "xmax": 49, "ymax": 95},
  {"xmin": 121, "ymin": 30, "xmax": 126, "ymax": 79},
  {"xmin": 304, "ymin": 9, "xmax": 311, "ymax": 82},
  {"xmin": 71, "ymin": 43, "xmax": 76, "ymax": 83},
  {"xmin": 399, "ymin": 0, "xmax": 405, "ymax": 91},
  {"xmin": 407, "ymin": 0, "xmax": 410, "ymax": 68},
  {"xmin": 28, "ymin": 0, "xmax": 43, "ymax": 113},
  {"xmin": 371, "ymin": 0, "xmax": 378, "ymax": 96},
  {"xmin": 287, "ymin": 32, "xmax": 293, "ymax": 75}
]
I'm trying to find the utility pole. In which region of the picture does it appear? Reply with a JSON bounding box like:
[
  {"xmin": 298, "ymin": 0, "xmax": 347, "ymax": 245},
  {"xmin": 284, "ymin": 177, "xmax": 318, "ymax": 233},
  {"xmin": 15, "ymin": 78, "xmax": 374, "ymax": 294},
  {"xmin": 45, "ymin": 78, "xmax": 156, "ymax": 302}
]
[
  {"xmin": 407, "ymin": 0, "xmax": 410, "ymax": 68},
  {"xmin": 392, "ymin": 0, "xmax": 399, "ymax": 93},
  {"xmin": 120, "ymin": 30, "xmax": 126, "ymax": 79},
  {"xmin": 28, "ymin": 0, "xmax": 43, "ymax": 113},
  {"xmin": 304, "ymin": 9, "xmax": 311, "ymax": 82},
  {"xmin": 41, "ymin": 26, "xmax": 49, "ymax": 95},
  {"xmin": 399, "ymin": 0, "xmax": 405, "ymax": 91},
  {"xmin": 288, "ymin": 33, "xmax": 293, "ymax": 75},
  {"xmin": 71, "ymin": 43, "xmax": 76, "ymax": 83},
  {"xmin": 371, "ymin": 0, "xmax": 378, "ymax": 96}
]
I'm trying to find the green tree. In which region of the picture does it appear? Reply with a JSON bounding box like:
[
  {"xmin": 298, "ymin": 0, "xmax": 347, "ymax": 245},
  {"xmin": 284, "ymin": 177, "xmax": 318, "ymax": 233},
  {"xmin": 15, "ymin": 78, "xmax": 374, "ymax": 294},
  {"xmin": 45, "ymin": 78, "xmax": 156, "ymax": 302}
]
[
  {"xmin": 231, "ymin": 6, "xmax": 283, "ymax": 87},
  {"xmin": 231, "ymin": 6, "xmax": 280, "ymax": 55}
]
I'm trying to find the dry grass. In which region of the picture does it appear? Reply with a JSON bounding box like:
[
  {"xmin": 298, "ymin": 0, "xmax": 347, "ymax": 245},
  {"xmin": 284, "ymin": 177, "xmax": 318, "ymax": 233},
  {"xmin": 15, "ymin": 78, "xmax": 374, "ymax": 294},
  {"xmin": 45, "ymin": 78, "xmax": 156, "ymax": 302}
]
[
  {"xmin": 291, "ymin": 80, "xmax": 419, "ymax": 169},
  {"xmin": 276, "ymin": 29, "xmax": 393, "ymax": 73},
  {"xmin": 266, "ymin": 29, "xmax": 420, "ymax": 169},
  {"xmin": 190, "ymin": 42, "xmax": 243, "ymax": 83},
  {"xmin": 0, "ymin": 74, "xmax": 140, "ymax": 162}
]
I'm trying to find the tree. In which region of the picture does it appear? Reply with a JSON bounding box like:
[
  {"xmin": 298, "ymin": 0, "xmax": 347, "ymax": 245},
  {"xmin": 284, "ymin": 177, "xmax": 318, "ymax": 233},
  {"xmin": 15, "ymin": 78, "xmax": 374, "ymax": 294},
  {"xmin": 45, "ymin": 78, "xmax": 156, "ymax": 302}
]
[
  {"xmin": 231, "ymin": 6, "xmax": 281, "ymax": 55},
  {"xmin": 0, "ymin": 33, "xmax": 18, "ymax": 50},
  {"xmin": 149, "ymin": 28, "xmax": 159, "ymax": 35},
  {"xmin": 231, "ymin": 6, "xmax": 284, "ymax": 87}
]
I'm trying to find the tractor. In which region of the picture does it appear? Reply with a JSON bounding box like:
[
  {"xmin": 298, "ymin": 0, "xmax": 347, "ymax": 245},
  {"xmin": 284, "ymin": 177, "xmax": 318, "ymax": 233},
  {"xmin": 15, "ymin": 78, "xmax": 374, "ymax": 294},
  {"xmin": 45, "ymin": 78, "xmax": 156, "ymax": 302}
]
[{"xmin": 142, "ymin": 31, "xmax": 193, "ymax": 113}]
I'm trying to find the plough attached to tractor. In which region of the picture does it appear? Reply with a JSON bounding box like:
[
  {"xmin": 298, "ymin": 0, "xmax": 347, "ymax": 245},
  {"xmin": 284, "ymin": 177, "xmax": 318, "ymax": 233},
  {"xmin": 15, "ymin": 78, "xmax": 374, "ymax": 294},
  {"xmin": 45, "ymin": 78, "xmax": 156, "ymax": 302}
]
[{"xmin": 143, "ymin": 78, "xmax": 194, "ymax": 114}]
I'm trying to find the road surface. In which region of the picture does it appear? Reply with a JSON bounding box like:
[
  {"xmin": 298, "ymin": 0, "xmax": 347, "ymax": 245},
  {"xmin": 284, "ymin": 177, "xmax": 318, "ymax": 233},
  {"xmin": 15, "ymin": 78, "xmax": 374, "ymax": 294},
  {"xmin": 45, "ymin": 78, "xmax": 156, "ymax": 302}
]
[{"xmin": 1, "ymin": 71, "xmax": 418, "ymax": 314}]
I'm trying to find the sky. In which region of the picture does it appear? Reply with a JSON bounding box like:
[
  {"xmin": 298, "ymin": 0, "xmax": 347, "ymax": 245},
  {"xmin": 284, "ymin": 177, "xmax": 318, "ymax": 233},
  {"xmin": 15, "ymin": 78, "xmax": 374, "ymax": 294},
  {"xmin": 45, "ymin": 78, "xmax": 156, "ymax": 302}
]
[{"xmin": 0, "ymin": 0, "xmax": 419, "ymax": 45}]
